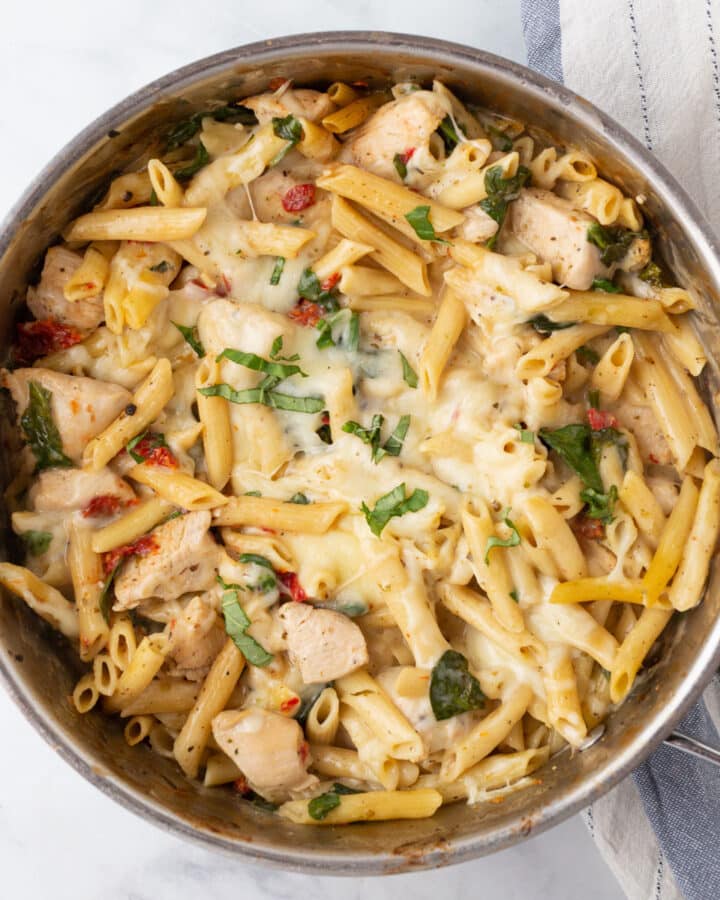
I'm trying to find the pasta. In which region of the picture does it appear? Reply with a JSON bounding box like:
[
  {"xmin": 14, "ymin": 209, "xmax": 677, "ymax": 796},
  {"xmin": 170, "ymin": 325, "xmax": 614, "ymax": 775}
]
[{"xmin": 2, "ymin": 77, "xmax": 717, "ymax": 828}]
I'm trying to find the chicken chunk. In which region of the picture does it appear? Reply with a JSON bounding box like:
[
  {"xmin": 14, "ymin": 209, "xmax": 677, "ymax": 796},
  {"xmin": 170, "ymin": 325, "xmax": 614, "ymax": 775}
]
[
  {"xmin": 508, "ymin": 188, "xmax": 612, "ymax": 290},
  {"xmin": 26, "ymin": 246, "xmax": 104, "ymax": 331},
  {"xmin": 339, "ymin": 90, "xmax": 447, "ymax": 180},
  {"xmin": 28, "ymin": 467, "xmax": 135, "ymax": 513},
  {"xmin": 2, "ymin": 367, "xmax": 132, "ymax": 463},
  {"xmin": 166, "ymin": 595, "xmax": 226, "ymax": 680},
  {"xmin": 211, "ymin": 708, "xmax": 317, "ymax": 802},
  {"xmin": 113, "ymin": 511, "xmax": 220, "ymax": 610},
  {"xmin": 242, "ymin": 88, "xmax": 335, "ymax": 125},
  {"xmin": 277, "ymin": 603, "xmax": 368, "ymax": 683}
]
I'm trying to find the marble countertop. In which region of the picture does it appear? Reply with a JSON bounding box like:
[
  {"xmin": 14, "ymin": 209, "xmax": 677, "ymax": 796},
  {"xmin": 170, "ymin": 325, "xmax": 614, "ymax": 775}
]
[{"xmin": 0, "ymin": 3, "xmax": 623, "ymax": 897}]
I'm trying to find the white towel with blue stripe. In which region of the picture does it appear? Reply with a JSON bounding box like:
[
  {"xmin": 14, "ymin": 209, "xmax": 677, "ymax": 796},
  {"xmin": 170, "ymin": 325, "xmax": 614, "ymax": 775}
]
[{"xmin": 520, "ymin": 2, "xmax": 720, "ymax": 899}]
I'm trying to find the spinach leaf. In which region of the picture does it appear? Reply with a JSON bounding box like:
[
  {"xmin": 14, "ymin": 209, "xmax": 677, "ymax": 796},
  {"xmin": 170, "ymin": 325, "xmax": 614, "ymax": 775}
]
[
  {"xmin": 576, "ymin": 345, "xmax": 600, "ymax": 365},
  {"xmin": 199, "ymin": 383, "xmax": 324, "ymax": 414},
  {"xmin": 404, "ymin": 205, "xmax": 450, "ymax": 244},
  {"xmin": 165, "ymin": 104, "xmax": 257, "ymax": 150},
  {"xmin": 479, "ymin": 164, "xmax": 531, "ymax": 247},
  {"xmin": 20, "ymin": 530, "xmax": 53, "ymax": 556},
  {"xmin": 270, "ymin": 256, "xmax": 285, "ymax": 285},
  {"xmin": 221, "ymin": 590, "xmax": 273, "ymax": 666},
  {"xmin": 486, "ymin": 124, "xmax": 513, "ymax": 152},
  {"xmin": 430, "ymin": 650, "xmax": 485, "ymax": 721},
  {"xmin": 20, "ymin": 382, "xmax": 73, "ymax": 471},
  {"xmin": 297, "ymin": 268, "xmax": 339, "ymax": 312},
  {"xmin": 484, "ymin": 508, "xmax": 521, "ymax": 564},
  {"xmin": 437, "ymin": 115, "xmax": 463, "ymax": 153},
  {"xmin": 307, "ymin": 783, "xmax": 361, "ymax": 821},
  {"xmin": 591, "ymin": 278, "xmax": 621, "ymax": 293},
  {"xmin": 639, "ymin": 261, "xmax": 663, "ymax": 287},
  {"xmin": 361, "ymin": 482, "xmax": 429, "ymax": 537},
  {"xmin": 271, "ymin": 115, "xmax": 304, "ymax": 165},
  {"xmin": 539, "ymin": 424, "xmax": 604, "ymax": 494},
  {"xmin": 174, "ymin": 140, "xmax": 210, "ymax": 181},
  {"xmin": 580, "ymin": 485, "xmax": 619, "ymax": 523},
  {"xmin": 399, "ymin": 351, "xmax": 418, "ymax": 388},
  {"xmin": 172, "ymin": 321, "xmax": 205, "ymax": 357},
  {"xmin": 528, "ymin": 314, "xmax": 575, "ymax": 333},
  {"xmin": 586, "ymin": 223, "xmax": 639, "ymax": 266},
  {"xmin": 99, "ymin": 563, "xmax": 120, "ymax": 623}
]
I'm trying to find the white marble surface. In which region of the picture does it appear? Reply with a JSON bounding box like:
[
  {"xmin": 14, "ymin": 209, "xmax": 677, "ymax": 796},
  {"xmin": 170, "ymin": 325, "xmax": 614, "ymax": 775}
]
[{"xmin": 0, "ymin": 3, "xmax": 623, "ymax": 898}]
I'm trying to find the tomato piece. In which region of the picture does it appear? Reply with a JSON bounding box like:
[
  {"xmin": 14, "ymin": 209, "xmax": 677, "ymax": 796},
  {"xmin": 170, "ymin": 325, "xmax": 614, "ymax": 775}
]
[
  {"xmin": 14, "ymin": 319, "xmax": 83, "ymax": 365},
  {"xmin": 587, "ymin": 407, "xmax": 618, "ymax": 431},
  {"xmin": 280, "ymin": 696, "xmax": 300, "ymax": 714},
  {"xmin": 82, "ymin": 494, "xmax": 123, "ymax": 518},
  {"xmin": 400, "ymin": 147, "xmax": 416, "ymax": 165},
  {"xmin": 278, "ymin": 571, "xmax": 307, "ymax": 603},
  {"xmin": 129, "ymin": 435, "xmax": 178, "ymax": 468},
  {"xmin": 233, "ymin": 776, "xmax": 250, "ymax": 794},
  {"xmin": 282, "ymin": 183, "xmax": 316, "ymax": 213},
  {"xmin": 102, "ymin": 534, "xmax": 158, "ymax": 575},
  {"xmin": 572, "ymin": 515, "xmax": 605, "ymax": 540},
  {"xmin": 288, "ymin": 299, "xmax": 323, "ymax": 327},
  {"xmin": 268, "ymin": 76, "xmax": 289, "ymax": 91},
  {"xmin": 320, "ymin": 272, "xmax": 340, "ymax": 292}
]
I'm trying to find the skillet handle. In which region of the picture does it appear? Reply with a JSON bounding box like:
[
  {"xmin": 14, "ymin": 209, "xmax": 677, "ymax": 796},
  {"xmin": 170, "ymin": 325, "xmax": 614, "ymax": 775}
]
[{"xmin": 663, "ymin": 730, "xmax": 720, "ymax": 768}]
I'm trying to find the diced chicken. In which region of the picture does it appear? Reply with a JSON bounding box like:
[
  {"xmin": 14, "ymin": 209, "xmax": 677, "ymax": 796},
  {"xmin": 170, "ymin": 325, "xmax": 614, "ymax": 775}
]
[
  {"xmin": 2, "ymin": 367, "xmax": 132, "ymax": 462},
  {"xmin": 113, "ymin": 511, "xmax": 220, "ymax": 610},
  {"xmin": 508, "ymin": 188, "xmax": 612, "ymax": 290},
  {"xmin": 339, "ymin": 90, "xmax": 447, "ymax": 180},
  {"xmin": 615, "ymin": 403, "xmax": 673, "ymax": 466},
  {"xmin": 26, "ymin": 246, "xmax": 104, "ymax": 331},
  {"xmin": 242, "ymin": 88, "xmax": 336, "ymax": 125},
  {"xmin": 277, "ymin": 602, "xmax": 368, "ymax": 683},
  {"xmin": 28, "ymin": 467, "xmax": 135, "ymax": 512},
  {"xmin": 166, "ymin": 595, "xmax": 226, "ymax": 679},
  {"xmin": 211, "ymin": 707, "xmax": 317, "ymax": 802},
  {"xmin": 458, "ymin": 206, "xmax": 499, "ymax": 244}
]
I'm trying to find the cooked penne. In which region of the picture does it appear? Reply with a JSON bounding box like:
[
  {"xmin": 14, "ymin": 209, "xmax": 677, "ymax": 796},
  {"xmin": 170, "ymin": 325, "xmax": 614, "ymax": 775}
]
[{"xmin": 65, "ymin": 206, "xmax": 207, "ymax": 242}]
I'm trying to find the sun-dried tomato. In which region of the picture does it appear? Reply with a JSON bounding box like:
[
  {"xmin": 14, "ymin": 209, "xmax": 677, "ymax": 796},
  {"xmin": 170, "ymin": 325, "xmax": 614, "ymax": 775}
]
[
  {"xmin": 278, "ymin": 571, "xmax": 307, "ymax": 603},
  {"xmin": 587, "ymin": 407, "xmax": 619, "ymax": 431},
  {"xmin": 320, "ymin": 272, "xmax": 341, "ymax": 292},
  {"xmin": 82, "ymin": 494, "xmax": 123, "ymax": 518},
  {"xmin": 572, "ymin": 515, "xmax": 605, "ymax": 540},
  {"xmin": 14, "ymin": 319, "xmax": 83, "ymax": 365},
  {"xmin": 288, "ymin": 299, "xmax": 323, "ymax": 327},
  {"xmin": 399, "ymin": 147, "xmax": 416, "ymax": 166},
  {"xmin": 268, "ymin": 76, "xmax": 289, "ymax": 91},
  {"xmin": 282, "ymin": 183, "xmax": 316, "ymax": 213},
  {"xmin": 233, "ymin": 776, "xmax": 250, "ymax": 794},
  {"xmin": 102, "ymin": 534, "xmax": 158, "ymax": 575},
  {"xmin": 280, "ymin": 696, "xmax": 300, "ymax": 714},
  {"xmin": 129, "ymin": 435, "xmax": 178, "ymax": 468}
]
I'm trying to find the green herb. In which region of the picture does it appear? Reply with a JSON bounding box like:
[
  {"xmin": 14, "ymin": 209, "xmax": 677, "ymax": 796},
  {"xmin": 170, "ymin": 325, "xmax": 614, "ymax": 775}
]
[
  {"xmin": 616, "ymin": 326, "xmax": 631, "ymax": 334},
  {"xmin": 297, "ymin": 268, "xmax": 339, "ymax": 312},
  {"xmin": 539, "ymin": 423, "xmax": 625, "ymax": 495},
  {"xmin": 347, "ymin": 312, "xmax": 360, "ymax": 352},
  {"xmin": 479, "ymin": 164, "xmax": 531, "ymax": 247},
  {"xmin": 399, "ymin": 351, "xmax": 418, "ymax": 388},
  {"xmin": 639, "ymin": 261, "xmax": 663, "ymax": 287},
  {"xmin": 221, "ymin": 591, "xmax": 273, "ymax": 666},
  {"xmin": 20, "ymin": 530, "xmax": 52, "ymax": 556},
  {"xmin": 126, "ymin": 431, "xmax": 169, "ymax": 464},
  {"xmin": 149, "ymin": 189, "xmax": 159, "ymax": 206},
  {"xmin": 20, "ymin": 382, "xmax": 73, "ymax": 472},
  {"xmin": 174, "ymin": 140, "xmax": 210, "ymax": 181},
  {"xmin": 315, "ymin": 310, "xmax": 358, "ymax": 351},
  {"xmin": 216, "ymin": 347, "xmax": 306, "ymax": 380},
  {"xmin": 246, "ymin": 792, "xmax": 278, "ymax": 812},
  {"xmin": 509, "ymin": 589, "xmax": 519, "ymax": 603},
  {"xmin": 486, "ymin": 124, "xmax": 513, "ymax": 152},
  {"xmin": 576, "ymin": 345, "xmax": 600, "ymax": 366},
  {"xmin": 307, "ymin": 783, "xmax": 361, "ymax": 821},
  {"xmin": 381, "ymin": 414, "xmax": 411, "ymax": 459},
  {"xmin": 528, "ymin": 314, "xmax": 575, "ymax": 333},
  {"xmin": 393, "ymin": 153, "xmax": 408, "ymax": 180},
  {"xmin": 99, "ymin": 563, "xmax": 120, "ymax": 623},
  {"xmin": 580, "ymin": 485, "xmax": 619, "ymax": 523},
  {"xmin": 314, "ymin": 599, "xmax": 368, "ymax": 617},
  {"xmin": 588, "ymin": 389, "xmax": 600, "ymax": 410},
  {"xmin": 429, "ymin": 649, "xmax": 485, "ymax": 721},
  {"xmin": 343, "ymin": 414, "xmax": 410, "ymax": 463},
  {"xmin": 591, "ymin": 277, "xmax": 621, "ymax": 293},
  {"xmin": 269, "ymin": 335, "xmax": 299, "ymax": 361},
  {"xmin": 244, "ymin": 490, "xmax": 262, "ymax": 497},
  {"xmin": 484, "ymin": 508, "xmax": 521, "ymax": 564},
  {"xmin": 315, "ymin": 318, "xmax": 335, "ymax": 349},
  {"xmin": 199, "ymin": 383, "xmax": 324, "ymax": 414},
  {"xmin": 513, "ymin": 424, "xmax": 535, "ymax": 444},
  {"xmin": 289, "ymin": 492, "xmax": 310, "ymax": 504},
  {"xmin": 165, "ymin": 104, "xmax": 257, "ymax": 150},
  {"xmin": 316, "ymin": 417, "xmax": 332, "ymax": 444},
  {"xmin": 149, "ymin": 260, "xmax": 171, "ymax": 273},
  {"xmin": 270, "ymin": 256, "xmax": 286, "ymax": 285},
  {"xmin": 172, "ymin": 321, "xmax": 205, "ymax": 357},
  {"xmin": 270, "ymin": 114, "xmax": 304, "ymax": 165},
  {"xmin": 361, "ymin": 482, "xmax": 429, "ymax": 537},
  {"xmin": 163, "ymin": 509, "xmax": 183, "ymax": 523},
  {"xmin": 586, "ymin": 222, "xmax": 639, "ymax": 266},
  {"xmin": 237, "ymin": 553, "xmax": 274, "ymax": 570},
  {"xmin": 437, "ymin": 115, "xmax": 463, "ymax": 153},
  {"xmin": 404, "ymin": 205, "xmax": 450, "ymax": 244}
]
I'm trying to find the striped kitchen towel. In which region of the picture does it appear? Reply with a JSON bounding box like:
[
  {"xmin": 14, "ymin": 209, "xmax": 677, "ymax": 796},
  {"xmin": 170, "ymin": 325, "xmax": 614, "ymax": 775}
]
[{"xmin": 520, "ymin": 3, "xmax": 720, "ymax": 899}]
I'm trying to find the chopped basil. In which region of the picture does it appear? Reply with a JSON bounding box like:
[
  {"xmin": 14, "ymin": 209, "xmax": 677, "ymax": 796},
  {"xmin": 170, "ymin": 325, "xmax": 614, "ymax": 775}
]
[
  {"xmin": 174, "ymin": 140, "xmax": 210, "ymax": 181},
  {"xmin": 430, "ymin": 649, "xmax": 485, "ymax": 721},
  {"xmin": 479, "ymin": 164, "xmax": 531, "ymax": 248},
  {"xmin": 576, "ymin": 345, "xmax": 600, "ymax": 366},
  {"xmin": 20, "ymin": 382, "xmax": 73, "ymax": 472},
  {"xmin": 165, "ymin": 104, "xmax": 257, "ymax": 150},
  {"xmin": 404, "ymin": 205, "xmax": 451, "ymax": 244},
  {"xmin": 314, "ymin": 599, "xmax": 368, "ymax": 617},
  {"xmin": 393, "ymin": 153, "xmax": 408, "ymax": 180},
  {"xmin": 99, "ymin": 563, "xmax": 120, "ymax": 623},
  {"xmin": 580, "ymin": 485, "xmax": 619, "ymax": 523},
  {"xmin": 586, "ymin": 222, "xmax": 640, "ymax": 266},
  {"xmin": 343, "ymin": 414, "xmax": 410, "ymax": 463},
  {"xmin": 297, "ymin": 268, "xmax": 339, "ymax": 312},
  {"xmin": 381, "ymin": 414, "xmax": 411, "ymax": 459},
  {"xmin": 126, "ymin": 430, "xmax": 169, "ymax": 464},
  {"xmin": 513, "ymin": 424, "xmax": 535, "ymax": 444},
  {"xmin": 289, "ymin": 492, "xmax": 310, "ymax": 504},
  {"xmin": 20, "ymin": 530, "xmax": 52, "ymax": 556},
  {"xmin": 486, "ymin": 124, "xmax": 513, "ymax": 152},
  {"xmin": 149, "ymin": 260, "xmax": 171, "ymax": 273},
  {"xmin": 199, "ymin": 383, "xmax": 324, "ymax": 414},
  {"xmin": 244, "ymin": 490, "xmax": 262, "ymax": 497},
  {"xmin": 216, "ymin": 347, "xmax": 306, "ymax": 380},
  {"xmin": 308, "ymin": 783, "xmax": 361, "ymax": 821},
  {"xmin": 347, "ymin": 312, "xmax": 360, "ymax": 352},
  {"xmin": 639, "ymin": 261, "xmax": 663, "ymax": 287},
  {"xmin": 270, "ymin": 256, "xmax": 285, "ymax": 285},
  {"xmin": 315, "ymin": 310, "xmax": 358, "ymax": 351},
  {"xmin": 361, "ymin": 482, "xmax": 429, "ymax": 537},
  {"xmin": 399, "ymin": 351, "xmax": 418, "ymax": 388},
  {"xmin": 437, "ymin": 115, "xmax": 463, "ymax": 153},
  {"xmin": 271, "ymin": 114, "xmax": 304, "ymax": 165},
  {"xmin": 588, "ymin": 389, "xmax": 600, "ymax": 410},
  {"xmin": 591, "ymin": 277, "xmax": 621, "ymax": 293},
  {"xmin": 528, "ymin": 314, "xmax": 575, "ymax": 333},
  {"xmin": 539, "ymin": 423, "xmax": 625, "ymax": 495},
  {"xmin": 237, "ymin": 553, "xmax": 274, "ymax": 570},
  {"xmin": 172, "ymin": 321, "xmax": 205, "ymax": 357},
  {"xmin": 509, "ymin": 589, "xmax": 519, "ymax": 603},
  {"xmin": 221, "ymin": 589, "xmax": 273, "ymax": 666},
  {"xmin": 315, "ymin": 318, "xmax": 335, "ymax": 350},
  {"xmin": 484, "ymin": 508, "xmax": 521, "ymax": 564},
  {"xmin": 269, "ymin": 335, "xmax": 299, "ymax": 361},
  {"xmin": 149, "ymin": 188, "xmax": 159, "ymax": 206}
]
